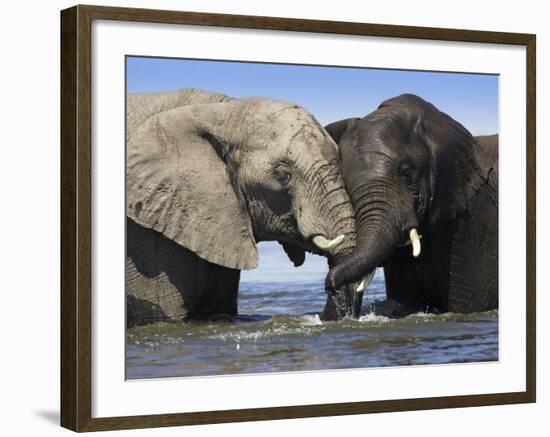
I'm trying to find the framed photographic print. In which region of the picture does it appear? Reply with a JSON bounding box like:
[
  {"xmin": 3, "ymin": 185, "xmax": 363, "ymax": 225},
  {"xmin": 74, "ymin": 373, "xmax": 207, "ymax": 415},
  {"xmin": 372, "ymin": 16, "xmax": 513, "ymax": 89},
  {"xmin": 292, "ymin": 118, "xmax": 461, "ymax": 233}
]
[{"xmin": 60, "ymin": 4, "xmax": 536, "ymax": 432}]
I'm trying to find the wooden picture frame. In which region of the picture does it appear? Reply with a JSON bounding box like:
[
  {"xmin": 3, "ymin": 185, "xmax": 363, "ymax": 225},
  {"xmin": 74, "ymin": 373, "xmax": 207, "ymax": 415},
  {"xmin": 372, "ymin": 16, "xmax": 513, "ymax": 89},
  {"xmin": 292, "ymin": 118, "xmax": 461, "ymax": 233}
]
[{"xmin": 60, "ymin": 4, "xmax": 536, "ymax": 432}]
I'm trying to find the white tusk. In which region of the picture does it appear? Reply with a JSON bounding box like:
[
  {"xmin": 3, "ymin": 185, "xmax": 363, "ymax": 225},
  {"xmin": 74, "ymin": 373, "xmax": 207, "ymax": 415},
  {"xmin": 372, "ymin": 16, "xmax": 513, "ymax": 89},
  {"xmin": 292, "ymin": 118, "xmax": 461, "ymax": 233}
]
[
  {"xmin": 401, "ymin": 235, "xmax": 422, "ymax": 247},
  {"xmin": 410, "ymin": 228, "xmax": 421, "ymax": 258},
  {"xmin": 312, "ymin": 234, "xmax": 345, "ymax": 251},
  {"xmin": 356, "ymin": 270, "xmax": 376, "ymax": 293}
]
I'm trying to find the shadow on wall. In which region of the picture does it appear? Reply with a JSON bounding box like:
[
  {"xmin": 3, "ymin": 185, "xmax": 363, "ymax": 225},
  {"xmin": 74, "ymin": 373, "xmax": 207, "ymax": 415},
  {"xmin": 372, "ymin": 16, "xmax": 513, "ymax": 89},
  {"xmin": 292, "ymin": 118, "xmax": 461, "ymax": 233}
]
[{"xmin": 34, "ymin": 410, "xmax": 59, "ymax": 426}]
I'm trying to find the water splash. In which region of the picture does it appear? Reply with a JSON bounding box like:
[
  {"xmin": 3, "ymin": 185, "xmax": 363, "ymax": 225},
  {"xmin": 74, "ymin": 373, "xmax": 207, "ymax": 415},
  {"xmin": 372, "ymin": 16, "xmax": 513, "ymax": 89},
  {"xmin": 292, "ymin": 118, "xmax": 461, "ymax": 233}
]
[
  {"xmin": 127, "ymin": 274, "xmax": 498, "ymax": 379},
  {"xmin": 358, "ymin": 312, "xmax": 391, "ymax": 324}
]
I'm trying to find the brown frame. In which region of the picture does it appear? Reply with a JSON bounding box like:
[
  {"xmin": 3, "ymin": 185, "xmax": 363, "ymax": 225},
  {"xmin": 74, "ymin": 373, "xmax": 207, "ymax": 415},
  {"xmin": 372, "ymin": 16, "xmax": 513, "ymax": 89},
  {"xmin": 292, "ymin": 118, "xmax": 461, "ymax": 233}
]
[{"xmin": 60, "ymin": 4, "xmax": 536, "ymax": 432}]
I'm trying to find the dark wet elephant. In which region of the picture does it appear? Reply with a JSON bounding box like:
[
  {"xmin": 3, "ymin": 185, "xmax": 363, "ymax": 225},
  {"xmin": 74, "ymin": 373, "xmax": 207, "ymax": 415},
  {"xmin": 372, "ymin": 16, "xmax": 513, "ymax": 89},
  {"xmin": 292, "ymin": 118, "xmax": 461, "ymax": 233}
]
[
  {"xmin": 324, "ymin": 94, "xmax": 498, "ymax": 314},
  {"xmin": 126, "ymin": 88, "xmax": 360, "ymax": 326}
]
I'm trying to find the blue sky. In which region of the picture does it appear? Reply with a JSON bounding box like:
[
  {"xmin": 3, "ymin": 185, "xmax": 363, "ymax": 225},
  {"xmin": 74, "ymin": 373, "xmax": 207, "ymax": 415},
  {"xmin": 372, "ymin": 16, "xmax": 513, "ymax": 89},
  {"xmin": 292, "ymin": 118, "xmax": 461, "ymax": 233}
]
[
  {"xmin": 126, "ymin": 56, "xmax": 499, "ymax": 281},
  {"xmin": 127, "ymin": 56, "xmax": 498, "ymax": 136}
]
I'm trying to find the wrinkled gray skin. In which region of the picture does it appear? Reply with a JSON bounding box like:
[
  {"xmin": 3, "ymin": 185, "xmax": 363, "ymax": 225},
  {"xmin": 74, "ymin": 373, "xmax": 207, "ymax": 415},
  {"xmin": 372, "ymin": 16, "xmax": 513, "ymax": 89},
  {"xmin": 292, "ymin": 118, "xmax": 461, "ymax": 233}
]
[
  {"xmin": 325, "ymin": 94, "xmax": 498, "ymax": 314},
  {"xmin": 126, "ymin": 88, "xmax": 359, "ymax": 327}
]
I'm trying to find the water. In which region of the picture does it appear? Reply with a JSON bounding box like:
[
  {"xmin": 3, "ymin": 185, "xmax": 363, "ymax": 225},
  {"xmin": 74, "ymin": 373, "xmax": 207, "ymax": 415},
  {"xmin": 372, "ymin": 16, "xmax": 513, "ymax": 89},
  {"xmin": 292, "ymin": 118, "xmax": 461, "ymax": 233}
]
[{"xmin": 126, "ymin": 242, "xmax": 498, "ymax": 379}]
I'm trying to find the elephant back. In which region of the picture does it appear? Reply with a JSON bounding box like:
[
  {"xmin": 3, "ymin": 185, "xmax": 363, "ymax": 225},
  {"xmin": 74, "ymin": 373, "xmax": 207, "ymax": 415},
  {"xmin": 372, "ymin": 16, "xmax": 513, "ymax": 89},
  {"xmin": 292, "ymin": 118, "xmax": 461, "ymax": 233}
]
[{"xmin": 475, "ymin": 134, "xmax": 499, "ymax": 165}]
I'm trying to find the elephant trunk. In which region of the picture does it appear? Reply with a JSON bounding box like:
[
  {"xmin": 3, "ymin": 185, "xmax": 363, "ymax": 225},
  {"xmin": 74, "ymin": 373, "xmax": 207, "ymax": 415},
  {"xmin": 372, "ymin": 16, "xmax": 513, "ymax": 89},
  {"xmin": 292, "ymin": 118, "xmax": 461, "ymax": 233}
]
[
  {"xmin": 311, "ymin": 169, "xmax": 363, "ymax": 321},
  {"xmin": 298, "ymin": 156, "xmax": 357, "ymax": 260},
  {"xmin": 321, "ymin": 247, "xmax": 364, "ymax": 321},
  {"xmin": 325, "ymin": 178, "xmax": 415, "ymax": 292},
  {"xmin": 325, "ymin": 222, "xmax": 398, "ymax": 292}
]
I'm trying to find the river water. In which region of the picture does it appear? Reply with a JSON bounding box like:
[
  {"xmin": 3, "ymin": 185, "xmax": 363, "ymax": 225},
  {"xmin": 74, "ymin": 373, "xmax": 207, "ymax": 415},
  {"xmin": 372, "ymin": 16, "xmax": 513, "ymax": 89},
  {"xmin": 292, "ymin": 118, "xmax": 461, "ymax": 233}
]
[{"xmin": 126, "ymin": 242, "xmax": 498, "ymax": 379}]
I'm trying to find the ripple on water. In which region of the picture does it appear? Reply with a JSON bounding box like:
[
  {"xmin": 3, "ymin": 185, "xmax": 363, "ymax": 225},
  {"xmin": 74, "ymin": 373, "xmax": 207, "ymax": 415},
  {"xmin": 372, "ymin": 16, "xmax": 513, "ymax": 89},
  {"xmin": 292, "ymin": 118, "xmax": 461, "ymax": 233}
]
[{"xmin": 126, "ymin": 279, "xmax": 499, "ymax": 379}]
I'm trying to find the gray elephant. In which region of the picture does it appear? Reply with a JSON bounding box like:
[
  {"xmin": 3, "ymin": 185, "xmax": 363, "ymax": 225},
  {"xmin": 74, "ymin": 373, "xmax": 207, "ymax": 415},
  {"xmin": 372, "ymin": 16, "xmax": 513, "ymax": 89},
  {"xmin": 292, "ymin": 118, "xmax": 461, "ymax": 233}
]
[
  {"xmin": 126, "ymin": 88, "xmax": 359, "ymax": 327},
  {"xmin": 324, "ymin": 94, "xmax": 498, "ymax": 314}
]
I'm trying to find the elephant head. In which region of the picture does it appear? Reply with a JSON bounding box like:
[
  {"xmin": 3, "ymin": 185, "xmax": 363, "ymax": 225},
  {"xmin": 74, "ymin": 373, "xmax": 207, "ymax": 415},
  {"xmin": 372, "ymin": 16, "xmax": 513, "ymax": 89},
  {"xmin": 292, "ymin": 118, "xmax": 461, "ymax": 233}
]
[
  {"xmin": 127, "ymin": 88, "xmax": 357, "ymax": 278},
  {"xmin": 324, "ymin": 93, "xmax": 495, "ymax": 292}
]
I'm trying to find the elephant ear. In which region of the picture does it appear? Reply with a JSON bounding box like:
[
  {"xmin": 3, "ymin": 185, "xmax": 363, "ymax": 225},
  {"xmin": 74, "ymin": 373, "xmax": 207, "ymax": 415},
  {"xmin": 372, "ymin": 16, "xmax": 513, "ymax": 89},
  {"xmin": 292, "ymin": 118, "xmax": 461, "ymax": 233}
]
[
  {"xmin": 127, "ymin": 88, "xmax": 233, "ymax": 142},
  {"xmin": 414, "ymin": 98, "xmax": 495, "ymax": 223},
  {"xmin": 126, "ymin": 104, "xmax": 258, "ymax": 270},
  {"xmin": 324, "ymin": 118, "xmax": 360, "ymax": 144}
]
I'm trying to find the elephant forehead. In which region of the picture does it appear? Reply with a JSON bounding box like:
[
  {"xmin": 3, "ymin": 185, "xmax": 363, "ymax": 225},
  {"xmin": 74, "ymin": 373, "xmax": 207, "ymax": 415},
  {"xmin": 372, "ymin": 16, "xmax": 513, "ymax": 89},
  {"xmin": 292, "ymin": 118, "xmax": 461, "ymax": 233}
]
[
  {"xmin": 250, "ymin": 101, "xmax": 311, "ymax": 128},
  {"xmin": 362, "ymin": 112, "xmax": 408, "ymax": 139},
  {"xmin": 283, "ymin": 124, "xmax": 338, "ymax": 162},
  {"xmin": 252, "ymin": 115, "xmax": 330, "ymax": 152},
  {"xmin": 346, "ymin": 114, "xmax": 412, "ymax": 154}
]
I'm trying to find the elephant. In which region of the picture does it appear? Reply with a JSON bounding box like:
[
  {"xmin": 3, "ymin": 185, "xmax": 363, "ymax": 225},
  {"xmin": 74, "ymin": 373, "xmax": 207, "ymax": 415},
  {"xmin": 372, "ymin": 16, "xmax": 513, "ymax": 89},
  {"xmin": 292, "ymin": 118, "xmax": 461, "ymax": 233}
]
[
  {"xmin": 324, "ymin": 94, "xmax": 498, "ymax": 314},
  {"xmin": 126, "ymin": 88, "xmax": 359, "ymax": 327}
]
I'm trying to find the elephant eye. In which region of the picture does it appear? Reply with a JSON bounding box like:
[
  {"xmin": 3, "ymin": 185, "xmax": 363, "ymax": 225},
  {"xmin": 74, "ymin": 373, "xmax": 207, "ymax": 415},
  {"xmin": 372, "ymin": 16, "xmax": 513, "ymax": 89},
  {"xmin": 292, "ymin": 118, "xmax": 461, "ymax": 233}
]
[
  {"xmin": 278, "ymin": 170, "xmax": 292, "ymax": 186},
  {"xmin": 399, "ymin": 161, "xmax": 415, "ymax": 182},
  {"xmin": 274, "ymin": 166, "xmax": 292, "ymax": 187}
]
